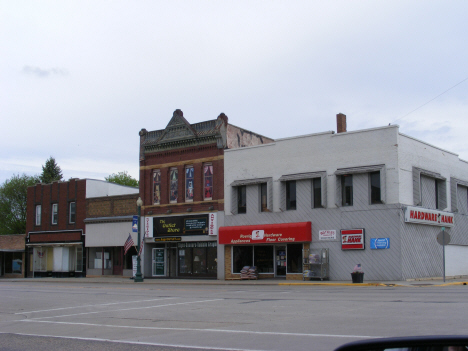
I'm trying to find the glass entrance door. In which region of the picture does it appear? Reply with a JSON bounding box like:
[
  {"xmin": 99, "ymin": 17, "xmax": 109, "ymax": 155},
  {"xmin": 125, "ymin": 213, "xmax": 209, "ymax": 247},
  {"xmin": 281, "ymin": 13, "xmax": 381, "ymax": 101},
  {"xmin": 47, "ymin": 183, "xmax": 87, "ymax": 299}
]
[
  {"xmin": 152, "ymin": 248, "xmax": 165, "ymax": 277},
  {"xmin": 276, "ymin": 246, "xmax": 286, "ymax": 277}
]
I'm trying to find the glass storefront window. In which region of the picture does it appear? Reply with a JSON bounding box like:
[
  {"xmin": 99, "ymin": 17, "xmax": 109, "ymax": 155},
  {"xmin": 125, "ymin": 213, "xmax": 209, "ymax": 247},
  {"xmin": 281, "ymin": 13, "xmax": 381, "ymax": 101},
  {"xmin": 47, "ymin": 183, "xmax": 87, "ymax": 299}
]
[
  {"xmin": 177, "ymin": 242, "xmax": 217, "ymax": 277},
  {"xmin": 254, "ymin": 246, "xmax": 274, "ymax": 273},
  {"xmin": 233, "ymin": 246, "xmax": 253, "ymax": 273},
  {"xmin": 4, "ymin": 252, "xmax": 22, "ymax": 274}
]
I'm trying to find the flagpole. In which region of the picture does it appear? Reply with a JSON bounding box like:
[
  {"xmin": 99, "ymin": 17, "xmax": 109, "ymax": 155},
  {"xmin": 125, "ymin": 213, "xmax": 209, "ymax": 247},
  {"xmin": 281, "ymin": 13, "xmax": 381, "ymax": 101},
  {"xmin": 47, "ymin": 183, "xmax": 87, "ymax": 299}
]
[{"xmin": 134, "ymin": 197, "xmax": 144, "ymax": 282}]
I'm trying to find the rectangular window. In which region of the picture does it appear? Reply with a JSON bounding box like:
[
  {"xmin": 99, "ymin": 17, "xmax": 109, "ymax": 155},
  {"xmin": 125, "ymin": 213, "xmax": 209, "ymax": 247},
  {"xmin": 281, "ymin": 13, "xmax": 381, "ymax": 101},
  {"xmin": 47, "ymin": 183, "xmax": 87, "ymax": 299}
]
[
  {"xmin": 254, "ymin": 246, "xmax": 274, "ymax": 273},
  {"xmin": 238, "ymin": 186, "xmax": 246, "ymax": 214},
  {"xmin": 204, "ymin": 164, "xmax": 213, "ymax": 200},
  {"xmin": 370, "ymin": 171, "xmax": 382, "ymax": 204},
  {"xmin": 286, "ymin": 181, "xmax": 296, "ymax": 210},
  {"xmin": 169, "ymin": 168, "xmax": 178, "ymax": 203},
  {"xmin": 287, "ymin": 244, "xmax": 303, "ymax": 273},
  {"xmin": 233, "ymin": 246, "xmax": 253, "ymax": 273},
  {"xmin": 35, "ymin": 205, "xmax": 41, "ymax": 226},
  {"xmin": 51, "ymin": 203, "xmax": 58, "ymax": 224},
  {"xmin": 153, "ymin": 170, "xmax": 161, "ymax": 204},
  {"xmin": 260, "ymin": 183, "xmax": 268, "ymax": 212},
  {"xmin": 341, "ymin": 175, "xmax": 353, "ymax": 206},
  {"xmin": 69, "ymin": 202, "xmax": 76, "ymax": 223},
  {"xmin": 5, "ymin": 252, "xmax": 23, "ymax": 274},
  {"xmin": 312, "ymin": 178, "xmax": 322, "ymax": 208},
  {"xmin": 185, "ymin": 166, "xmax": 194, "ymax": 202}
]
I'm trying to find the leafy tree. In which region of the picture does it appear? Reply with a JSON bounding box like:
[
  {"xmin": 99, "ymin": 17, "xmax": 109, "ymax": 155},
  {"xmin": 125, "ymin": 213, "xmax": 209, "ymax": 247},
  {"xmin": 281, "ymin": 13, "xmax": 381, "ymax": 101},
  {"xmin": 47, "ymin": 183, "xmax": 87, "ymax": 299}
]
[
  {"xmin": 40, "ymin": 156, "xmax": 63, "ymax": 184},
  {"xmin": 0, "ymin": 174, "xmax": 40, "ymax": 234},
  {"xmin": 105, "ymin": 171, "xmax": 139, "ymax": 187}
]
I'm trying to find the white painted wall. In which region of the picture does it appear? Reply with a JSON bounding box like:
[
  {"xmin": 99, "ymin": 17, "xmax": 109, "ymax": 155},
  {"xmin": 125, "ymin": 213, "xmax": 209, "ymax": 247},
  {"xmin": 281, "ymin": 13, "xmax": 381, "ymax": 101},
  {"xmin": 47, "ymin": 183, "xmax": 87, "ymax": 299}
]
[
  {"xmin": 85, "ymin": 179, "xmax": 139, "ymax": 198},
  {"xmin": 224, "ymin": 126, "xmax": 400, "ymax": 213},
  {"xmin": 446, "ymin": 245, "xmax": 468, "ymax": 276},
  {"xmin": 85, "ymin": 222, "xmax": 134, "ymax": 247}
]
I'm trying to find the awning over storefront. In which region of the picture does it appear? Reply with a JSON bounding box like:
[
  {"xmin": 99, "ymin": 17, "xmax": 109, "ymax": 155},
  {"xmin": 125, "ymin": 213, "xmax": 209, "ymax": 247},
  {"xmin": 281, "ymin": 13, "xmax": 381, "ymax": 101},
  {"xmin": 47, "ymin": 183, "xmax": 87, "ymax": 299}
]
[{"xmin": 219, "ymin": 222, "xmax": 311, "ymax": 245}]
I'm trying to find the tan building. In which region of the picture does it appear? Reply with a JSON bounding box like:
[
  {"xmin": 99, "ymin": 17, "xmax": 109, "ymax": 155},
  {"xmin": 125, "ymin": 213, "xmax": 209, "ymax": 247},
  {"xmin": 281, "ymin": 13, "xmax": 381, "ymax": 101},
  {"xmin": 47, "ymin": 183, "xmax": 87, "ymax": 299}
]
[{"xmin": 0, "ymin": 234, "xmax": 26, "ymax": 278}]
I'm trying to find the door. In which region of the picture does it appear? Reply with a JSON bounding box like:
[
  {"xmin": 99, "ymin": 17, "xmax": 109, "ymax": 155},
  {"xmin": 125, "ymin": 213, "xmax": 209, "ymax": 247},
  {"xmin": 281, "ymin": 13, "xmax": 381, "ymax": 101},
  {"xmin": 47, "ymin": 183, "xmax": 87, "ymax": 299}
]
[
  {"xmin": 152, "ymin": 248, "xmax": 166, "ymax": 277},
  {"xmin": 276, "ymin": 246, "xmax": 286, "ymax": 277},
  {"xmin": 168, "ymin": 248, "xmax": 177, "ymax": 278},
  {"xmin": 113, "ymin": 247, "xmax": 123, "ymax": 275}
]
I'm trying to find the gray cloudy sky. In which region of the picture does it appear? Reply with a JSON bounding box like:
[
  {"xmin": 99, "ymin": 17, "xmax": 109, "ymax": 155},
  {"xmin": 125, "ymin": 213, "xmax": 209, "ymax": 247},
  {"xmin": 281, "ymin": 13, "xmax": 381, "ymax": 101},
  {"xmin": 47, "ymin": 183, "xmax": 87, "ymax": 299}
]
[{"xmin": 1, "ymin": 1, "xmax": 467, "ymax": 185}]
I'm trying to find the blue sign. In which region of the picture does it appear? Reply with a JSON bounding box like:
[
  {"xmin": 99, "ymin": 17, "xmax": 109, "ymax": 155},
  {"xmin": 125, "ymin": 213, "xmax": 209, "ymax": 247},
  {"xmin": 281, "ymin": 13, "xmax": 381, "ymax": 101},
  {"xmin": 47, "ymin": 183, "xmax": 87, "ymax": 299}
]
[
  {"xmin": 370, "ymin": 238, "xmax": 390, "ymax": 249},
  {"xmin": 132, "ymin": 215, "xmax": 138, "ymax": 232}
]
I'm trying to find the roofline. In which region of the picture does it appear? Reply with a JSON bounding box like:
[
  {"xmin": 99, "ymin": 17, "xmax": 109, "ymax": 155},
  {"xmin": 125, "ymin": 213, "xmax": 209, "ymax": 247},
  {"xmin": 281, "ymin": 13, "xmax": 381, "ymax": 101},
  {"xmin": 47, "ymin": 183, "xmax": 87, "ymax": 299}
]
[{"xmin": 399, "ymin": 132, "xmax": 459, "ymax": 157}]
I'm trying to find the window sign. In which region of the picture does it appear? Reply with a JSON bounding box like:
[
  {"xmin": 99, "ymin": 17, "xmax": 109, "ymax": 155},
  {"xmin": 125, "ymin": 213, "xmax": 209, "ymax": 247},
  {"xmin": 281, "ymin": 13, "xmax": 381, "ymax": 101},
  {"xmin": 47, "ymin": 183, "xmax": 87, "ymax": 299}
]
[
  {"xmin": 341, "ymin": 229, "xmax": 365, "ymax": 250},
  {"xmin": 370, "ymin": 238, "xmax": 390, "ymax": 249}
]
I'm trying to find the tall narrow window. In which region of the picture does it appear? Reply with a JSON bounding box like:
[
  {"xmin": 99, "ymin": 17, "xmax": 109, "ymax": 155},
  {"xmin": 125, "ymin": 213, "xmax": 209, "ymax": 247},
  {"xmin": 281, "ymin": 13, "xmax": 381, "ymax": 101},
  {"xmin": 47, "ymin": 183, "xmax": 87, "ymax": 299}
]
[
  {"xmin": 169, "ymin": 168, "xmax": 178, "ymax": 203},
  {"xmin": 370, "ymin": 172, "xmax": 382, "ymax": 204},
  {"xmin": 153, "ymin": 170, "xmax": 161, "ymax": 204},
  {"xmin": 69, "ymin": 202, "xmax": 76, "ymax": 223},
  {"xmin": 341, "ymin": 175, "xmax": 353, "ymax": 206},
  {"xmin": 286, "ymin": 181, "xmax": 296, "ymax": 210},
  {"xmin": 51, "ymin": 203, "xmax": 58, "ymax": 224},
  {"xmin": 238, "ymin": 186, "xmax": 246, "ymax": 214},
  {"xmin": 312, "ymin": 178, "xmax": 322, "ymax": 208},
  {"xmin": 35, "ymin": 205, "xmax": 41, "ymax": 226},
  {"xmin": 260, "ymin": 183, "xmax": 268, "ymax": 212},
  {"xmin": 185, "ymin": 166, "xmax": 194, "ymax": 202},
  {"xmin": 204, "ymin": 164, "xmax": 213, "ymax": 200}
]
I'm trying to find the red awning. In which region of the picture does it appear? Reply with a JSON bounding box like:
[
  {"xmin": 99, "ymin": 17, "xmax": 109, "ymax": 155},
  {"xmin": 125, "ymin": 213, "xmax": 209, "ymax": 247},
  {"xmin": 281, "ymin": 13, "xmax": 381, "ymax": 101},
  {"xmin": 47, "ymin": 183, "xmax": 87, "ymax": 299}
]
[{"xmin": 219, "ymin": 222, "xmax": 311, "ymax": 245}]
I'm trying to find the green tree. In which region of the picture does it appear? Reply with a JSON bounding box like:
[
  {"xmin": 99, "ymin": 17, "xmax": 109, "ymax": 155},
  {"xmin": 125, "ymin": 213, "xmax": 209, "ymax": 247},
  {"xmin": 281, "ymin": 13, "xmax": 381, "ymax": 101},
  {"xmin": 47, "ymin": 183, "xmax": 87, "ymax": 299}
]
[
  {"xmin": 0, "ymin": 174, "xmax": 40, "ymax": 234},
  {"xmin": 40, "ymin": 156, "xmax": 63, "ymax": 184},
  {"xmin": 105, "ymin": 171, "xmax": 139, "ymax": 187}
]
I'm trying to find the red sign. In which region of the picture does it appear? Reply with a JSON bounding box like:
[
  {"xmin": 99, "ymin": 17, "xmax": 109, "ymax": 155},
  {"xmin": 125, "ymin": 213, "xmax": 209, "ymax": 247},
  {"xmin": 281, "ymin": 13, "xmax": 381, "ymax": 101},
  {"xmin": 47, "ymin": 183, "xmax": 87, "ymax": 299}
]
[
  {"xmin": 341, "ymin": 229, "xmax": 365, "ymax": 250},
  {"xmin": 219, "ymin": 222, "xmax": 311, "ymax": 245}
]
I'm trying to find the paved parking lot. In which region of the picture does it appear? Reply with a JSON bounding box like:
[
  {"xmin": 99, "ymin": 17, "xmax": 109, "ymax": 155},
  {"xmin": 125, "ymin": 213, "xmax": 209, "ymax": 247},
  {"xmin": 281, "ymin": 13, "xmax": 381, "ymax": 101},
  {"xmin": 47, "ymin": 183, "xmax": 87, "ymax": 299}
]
[{"xmin": 1, "ymin": 280, "xmax": 467, "ymax": 351}]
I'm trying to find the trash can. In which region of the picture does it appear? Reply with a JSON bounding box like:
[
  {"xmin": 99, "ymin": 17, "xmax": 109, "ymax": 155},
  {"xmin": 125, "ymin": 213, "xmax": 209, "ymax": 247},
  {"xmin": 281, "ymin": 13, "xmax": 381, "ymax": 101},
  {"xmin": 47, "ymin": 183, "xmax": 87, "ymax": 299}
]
[{"xmin": 351, "ymin": 272, "xmax": 364, "ymax": 283}]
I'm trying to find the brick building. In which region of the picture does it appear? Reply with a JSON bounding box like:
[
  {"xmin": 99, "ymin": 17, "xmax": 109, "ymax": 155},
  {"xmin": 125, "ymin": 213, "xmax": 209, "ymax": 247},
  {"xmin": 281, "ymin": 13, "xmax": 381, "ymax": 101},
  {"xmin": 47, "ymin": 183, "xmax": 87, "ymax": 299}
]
[
  {"xmin": 26, "ymin": 179, "xmax": 139, "ymax": 278},
  {"xmin": 139, "ymin": 109, "xmax": 273, "ymax": 279},
  {"xmin": 0, "ymin": 234, "xmax": 26, "ymax": 278}
]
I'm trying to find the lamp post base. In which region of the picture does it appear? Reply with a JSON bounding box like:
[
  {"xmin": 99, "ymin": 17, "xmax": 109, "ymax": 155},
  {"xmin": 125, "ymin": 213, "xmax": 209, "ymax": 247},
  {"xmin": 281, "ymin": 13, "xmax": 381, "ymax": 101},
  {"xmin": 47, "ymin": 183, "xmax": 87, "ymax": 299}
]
[{"xmin": 134, "ymin": 273, "xmax": 144, "ymax": 283}]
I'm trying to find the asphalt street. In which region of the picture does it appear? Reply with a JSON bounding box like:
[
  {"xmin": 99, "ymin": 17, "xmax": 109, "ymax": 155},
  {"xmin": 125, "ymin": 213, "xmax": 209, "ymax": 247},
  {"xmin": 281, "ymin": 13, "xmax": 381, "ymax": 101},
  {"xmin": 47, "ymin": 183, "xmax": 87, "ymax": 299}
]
[{"xmin": 0, "ymin": 281, "xmax": 467, "ymax": 351}]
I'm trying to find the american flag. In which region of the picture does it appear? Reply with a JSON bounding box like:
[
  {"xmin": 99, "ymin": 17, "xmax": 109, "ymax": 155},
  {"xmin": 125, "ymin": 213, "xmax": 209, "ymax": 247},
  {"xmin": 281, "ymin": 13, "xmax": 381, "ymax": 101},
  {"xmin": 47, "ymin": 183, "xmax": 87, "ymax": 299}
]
[
  {"xmin": 124, "ymin": 234, "xmax": 135, "ymax": 255},
  {"xmin": 138, "ymin": 237, "xmax": 144, "ymax": 256}
]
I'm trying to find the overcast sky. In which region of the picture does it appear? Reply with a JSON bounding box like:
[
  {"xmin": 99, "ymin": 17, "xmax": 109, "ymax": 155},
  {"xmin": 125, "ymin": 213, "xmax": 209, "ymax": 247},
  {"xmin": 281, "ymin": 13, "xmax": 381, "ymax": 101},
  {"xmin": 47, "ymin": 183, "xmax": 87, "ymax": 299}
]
[{"xmin": 1, "ymin": 1, "xmax": 467, "ymax": 185}]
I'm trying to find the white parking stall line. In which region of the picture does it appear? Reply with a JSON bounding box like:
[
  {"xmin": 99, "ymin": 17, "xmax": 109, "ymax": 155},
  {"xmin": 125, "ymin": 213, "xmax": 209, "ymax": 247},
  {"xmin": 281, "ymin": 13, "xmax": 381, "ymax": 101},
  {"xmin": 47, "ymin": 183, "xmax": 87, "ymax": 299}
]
[
  {"xmin": 16, "ymin": 297, "xmax": 177, "ymax": 314},
  {"xmin": 28, "ymin": 298, "xmax": 225, "ymax": 320},
  {"xmin": 0, "ymin": 332, "xmax": 271, "ymax": 351},
  {"xmin": 21, "ymin": 320, "xmax": 380, "ymax": 339}
]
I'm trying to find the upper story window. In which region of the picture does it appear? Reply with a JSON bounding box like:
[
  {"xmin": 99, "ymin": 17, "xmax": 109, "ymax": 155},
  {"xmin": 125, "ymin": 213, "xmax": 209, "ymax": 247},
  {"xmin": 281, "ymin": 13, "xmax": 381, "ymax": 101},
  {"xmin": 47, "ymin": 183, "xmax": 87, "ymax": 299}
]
[
  {"xmin": 153, "ymin": 170, "xmax": 161, "ymax": 205},
  {"xmin": 169, "ymin": 168, "xmax": 178, "ymax": 203},
  {"xmin": 370, "ymin": 171, "xmax": 382, "ymax": 204},
  {"xmin": 238, "ymin": 186, "xmax": 246, "ymax": 214},
  {"xmin": 286, "ymin": 181, "xmax": 296, "ymax": 210},
  {"xmin": 51, "ymin": 203, "xmax": 58, "ymax": 225},
  {"xmin": 341, "ymin": 175, "xmax": 353, "ymax": 206},
  {"xmin": 204, "ymin": 164, "xmax": 213, "ymax": 200},
  {"xmin": 69, "ymin": 202, "xmax": 76, "ymax": 224},
  {"xmin": 35, "ymin": 205, "xmax": 41, "ymax": 226},
  {"xmin": 260, "ymin": 183, "xmax": 268, "ymax": 212},
  {"xmin": 185, "ymin": 166, "xmax": 194, "ymax": 202},
  {"xmin": 312, "ymin": 178, "xmax": 322, "ymax": 208}
]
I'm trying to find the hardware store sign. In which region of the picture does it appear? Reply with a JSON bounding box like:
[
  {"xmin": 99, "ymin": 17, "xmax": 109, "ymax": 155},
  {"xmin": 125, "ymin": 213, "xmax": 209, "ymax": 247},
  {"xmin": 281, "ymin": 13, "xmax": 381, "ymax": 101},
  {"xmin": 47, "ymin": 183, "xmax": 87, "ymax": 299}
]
[{"xmin": 404, "ymin": 206, "xmax": 454, "ymax": 227}]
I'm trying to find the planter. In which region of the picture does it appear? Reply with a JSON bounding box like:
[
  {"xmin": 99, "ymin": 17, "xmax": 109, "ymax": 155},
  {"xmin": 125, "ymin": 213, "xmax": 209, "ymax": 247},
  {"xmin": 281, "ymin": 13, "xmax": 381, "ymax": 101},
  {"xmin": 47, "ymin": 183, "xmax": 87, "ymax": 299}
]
[{"xmin": 351, "ymin": 272, "xmax": 364, "ymax": 283}]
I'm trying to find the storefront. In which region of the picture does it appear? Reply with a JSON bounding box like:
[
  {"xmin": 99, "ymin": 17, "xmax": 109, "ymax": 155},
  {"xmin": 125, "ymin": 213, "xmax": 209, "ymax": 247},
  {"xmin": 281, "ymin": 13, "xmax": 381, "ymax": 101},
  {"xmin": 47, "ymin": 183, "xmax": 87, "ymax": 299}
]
[
  {"xmin": 144, "ymin": 213, "xmax": 218, "ymax": 279},
  {"xmin": 26, "ymin": 230, "xmax": 85, "ymax": 278},
  {"xmin": 219, "ymin": 222, "xmax": 312, "ymax": 280}
]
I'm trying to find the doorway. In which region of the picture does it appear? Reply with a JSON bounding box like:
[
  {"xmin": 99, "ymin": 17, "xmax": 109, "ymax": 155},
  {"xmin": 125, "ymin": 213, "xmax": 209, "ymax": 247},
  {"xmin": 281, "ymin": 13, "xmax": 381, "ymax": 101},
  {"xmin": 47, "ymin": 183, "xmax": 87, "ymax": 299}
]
[
  {"xmin": 113, "ymin": 247, "xmax": 123, "ymax": 275},
  {"xmin": 152, "ymin": 248, "xmax": 165, "ymax": 277},
  {"xmin": 167, "ymin": 247, "xmax": 177, "ymax": 278},
  {"xmin": 276, "ymin": 246, "xmax": 286, "ymax": 277}
]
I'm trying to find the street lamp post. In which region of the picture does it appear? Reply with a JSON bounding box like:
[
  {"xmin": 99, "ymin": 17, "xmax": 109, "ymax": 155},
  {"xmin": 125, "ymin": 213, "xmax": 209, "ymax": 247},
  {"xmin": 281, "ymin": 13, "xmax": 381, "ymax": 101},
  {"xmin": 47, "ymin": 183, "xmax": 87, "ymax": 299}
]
[{"xmin": 134, "ymin": 197, "xmax": 144, "ymax": 282}]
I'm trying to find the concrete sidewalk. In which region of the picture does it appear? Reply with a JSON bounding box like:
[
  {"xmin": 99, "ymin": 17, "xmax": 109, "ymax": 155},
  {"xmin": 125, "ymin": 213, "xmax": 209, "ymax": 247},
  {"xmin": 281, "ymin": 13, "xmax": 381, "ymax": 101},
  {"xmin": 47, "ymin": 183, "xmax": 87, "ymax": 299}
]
[{"xmin": 2, "ymin": 275, "xmax": 468, "ymax": 287}]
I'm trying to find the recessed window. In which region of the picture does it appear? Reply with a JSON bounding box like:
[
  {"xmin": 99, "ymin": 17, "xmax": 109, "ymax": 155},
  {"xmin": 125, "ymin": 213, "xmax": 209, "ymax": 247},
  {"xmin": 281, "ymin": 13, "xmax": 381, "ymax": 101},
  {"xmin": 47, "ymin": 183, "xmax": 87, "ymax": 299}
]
[
  {"xmin": 370, "ymin": 171, "xmax": 382, "ymax": 204},
  {"xmin": 185, "ymin": 166, "xmax": 194, "ymax": 202},
  {"xmin": 35, "ymin": 205, "xmax": 41, "ymax": 226},
  {"xmin": 204, "ymin": 164, "xmax": 213, "ymax": 200},
  {"xmin": 260, "ymin": 183, "xmax": 268, "ymax": 212},
  {"xmin": 153, "ymin": 170, "xmax": 161, "ymax": 205},
  {"xmin": 312, "ymin": 178, "xmax": 322, "ymax": 208},
  {"xmin": 51, "ymin": 203, "xmax": 58, "ymax": 225},
  {"xmin": 69, "ymin": 202, "xmax": 76, "ymax": 223},
  {"xmin": 286, "ymin": 181, "xmax": 296, "ymax": 210},
  {"xmin": 341, "ymin": 175, "xmax": 353, "ymax": 206},
  {"xmin": 238, "ymin": 186, "xmax": 246, "ymax": 214},
  {"xmin": 169, "ymin": 168, "xmax": 178, "ymax": 203}
]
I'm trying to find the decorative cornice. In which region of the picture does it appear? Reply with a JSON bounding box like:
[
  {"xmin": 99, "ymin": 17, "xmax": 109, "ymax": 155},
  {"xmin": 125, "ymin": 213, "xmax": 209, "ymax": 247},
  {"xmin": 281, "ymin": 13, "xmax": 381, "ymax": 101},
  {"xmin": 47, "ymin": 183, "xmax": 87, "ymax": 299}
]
[{"xmin": 140, "ymin": 155, "xmax": 224, "ymax": 170}]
